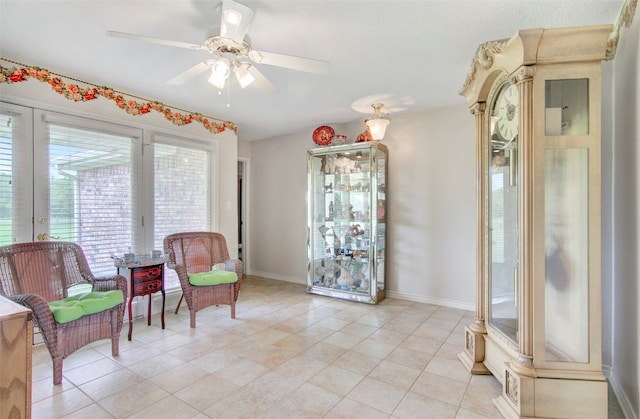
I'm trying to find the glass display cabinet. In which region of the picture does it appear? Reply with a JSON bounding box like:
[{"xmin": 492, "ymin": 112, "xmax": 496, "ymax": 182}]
[
  {"xmin": 307, "ymin": 141, "xmax": 387, "ymax": 304},
  {"xmin": 458, "ymin": 25, "xmax": 612, "ymax": 418}
]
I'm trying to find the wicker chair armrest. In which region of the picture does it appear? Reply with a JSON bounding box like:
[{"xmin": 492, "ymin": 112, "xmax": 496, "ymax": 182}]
[
  {"xmin": 223, "ymin": 259, "xmax": 243, "ymax": 277},
  {"xmin": 9, "ymin": 293, "xmax": 58, "ymax": 348},
  {"xmin": 169, "ymin": 264, "xmax": 190, "ymax": 284},
  {"xmin": 223, "ymin": 259, "xmax": 243, "ymax": 301},
  {"xmin": 167, "ymin": 263, "xmax": 194, "ymax": 306},
  {"xmin": 92, "ymin": 275, "xmax": 128, "ymax": 298}
]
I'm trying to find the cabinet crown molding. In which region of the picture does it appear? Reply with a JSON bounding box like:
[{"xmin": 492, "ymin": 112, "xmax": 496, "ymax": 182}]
[{"xmin": 460, "ymin": 25, "xmax": 612, "ymax": 106}]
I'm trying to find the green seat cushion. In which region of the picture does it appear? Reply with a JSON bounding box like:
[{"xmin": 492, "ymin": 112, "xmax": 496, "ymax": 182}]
[
  {"xmin": 48, "ymin": 290, "xmax": 124, "ymax": 324},
  {"xmin": 188, "ymin": 270, "xmax": 238, "ymax": 286}
]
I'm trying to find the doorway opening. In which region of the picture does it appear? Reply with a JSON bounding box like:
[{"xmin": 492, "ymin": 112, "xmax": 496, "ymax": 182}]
[{"xmin": 238, "ymin": 159, "xmax": 249, "ymax": 272}]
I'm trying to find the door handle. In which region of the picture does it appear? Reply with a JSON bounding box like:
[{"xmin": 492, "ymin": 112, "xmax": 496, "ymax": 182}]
[{"xmin": 37, "ymin": 233, "xmax": 61, "ymax": 241}]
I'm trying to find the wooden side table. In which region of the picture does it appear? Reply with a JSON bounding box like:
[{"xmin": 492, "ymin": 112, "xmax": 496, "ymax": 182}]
[{"xmin": 118, "ymin": 262, "xmax": 166, "ymax": 341}]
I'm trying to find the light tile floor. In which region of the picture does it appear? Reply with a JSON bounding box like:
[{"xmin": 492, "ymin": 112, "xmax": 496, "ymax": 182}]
[{"xmin": 30, "ymin": 276, "xmax": 625, "ymax": 418}]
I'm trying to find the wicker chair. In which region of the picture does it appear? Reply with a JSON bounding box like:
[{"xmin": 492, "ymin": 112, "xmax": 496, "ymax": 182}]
[
  {"xmin": 0, "ymin": 241, "xmax": 127, "ymax": 385},
  {"xmin": 164, "ymin": 232, "xmax": 243, "ymax": 328}
]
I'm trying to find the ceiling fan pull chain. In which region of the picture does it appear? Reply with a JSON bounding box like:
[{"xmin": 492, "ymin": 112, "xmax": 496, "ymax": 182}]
[{"xmin": 226, "ymin": 82, "xmax": 231, "ymax": 108}]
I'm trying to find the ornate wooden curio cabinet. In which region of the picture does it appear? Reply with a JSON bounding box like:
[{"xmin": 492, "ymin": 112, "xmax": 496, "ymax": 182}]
[
  {"xmin": 458, "ymin": 25, "xmax": 612, "ymax": 418},
  {"xmin": 307, "ymin": 141, "xmax": 387, "ymax": 304}
]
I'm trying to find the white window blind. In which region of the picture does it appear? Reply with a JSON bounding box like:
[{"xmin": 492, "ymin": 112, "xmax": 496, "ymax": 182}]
[
  {"xmin": 0, "ymin": 114, "xmax": 13, "ymax": 245},
  {"xmin": 48, "ymin": 124, "xmax": 136, "ymax": 274},
  {"xmin": 153, "ymin": 141, "xmax": 211, "ymax": 289},
  {"xmin": 0, "ymin": 105, "xmax": 33, "ymax": 245}
]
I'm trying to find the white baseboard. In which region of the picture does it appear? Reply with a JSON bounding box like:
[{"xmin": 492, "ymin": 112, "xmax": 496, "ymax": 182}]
[
  {"xmin": 247, "ymin": 270, "xmax": 306, "ymax": 285},
  {"xmin": 385, "ymin": 290, "xmax": 474, "ymax": 312},
  {"xmin": 607, "ymin": 368, "xmax": 639, "ymax": 419},
  {"xmin": 246, "ymin": 271, "xmax": 474, "ymax": 312}
]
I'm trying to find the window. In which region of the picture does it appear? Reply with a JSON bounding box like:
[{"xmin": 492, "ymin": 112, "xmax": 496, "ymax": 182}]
[
  {"xmin": 47, "ymin": 123, "xmax": 137, "ymax": 274},
  {"xmin": 152, "ymin": 137, "xmax": 214, "ymax": 289},
  {"xmin": 1, "ymin": 103, "xmax": 218, "ymax": 288}
]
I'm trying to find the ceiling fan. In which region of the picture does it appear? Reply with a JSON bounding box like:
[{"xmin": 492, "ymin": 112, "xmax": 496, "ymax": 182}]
[{"xmin": 107, "ymin": 0, "xmax": 330, "ymax": 94}]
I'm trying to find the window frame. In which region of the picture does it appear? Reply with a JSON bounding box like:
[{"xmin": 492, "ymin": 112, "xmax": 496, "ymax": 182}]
[{"xmin": 144, "ymin": 131, "xmax": 219, "ymax": 289}]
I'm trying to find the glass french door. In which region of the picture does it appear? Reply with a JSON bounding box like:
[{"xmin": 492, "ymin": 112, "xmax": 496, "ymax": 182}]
[
  {"xmin": 1, "ymin": 104, "xmax": 141, "ymax": 275},
  {"xmin": 0, "ymin": 102, "xmax": 34, "ymax": 245}
]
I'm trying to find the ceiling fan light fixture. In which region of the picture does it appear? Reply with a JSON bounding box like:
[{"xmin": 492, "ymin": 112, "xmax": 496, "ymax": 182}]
[
  {"xmin": 212, "ymin": 57, "xmax": 231, "ymax": 77},
  {"xmin": 208, "ymin": 71, "xmax": 226, "ymax": 89},
  {"xmin": 220, "ymin": 0, "xmax": 254, "ymax": 43},
  {"xmin": 365, "ymin": 103, "xmax": 391, "ymax": 140},
  {"xmin": 208, "ymin": 57, "xmax": 230, "ymax": 89},
  {"xmin": 234, "ymin": 62, "xmax": 255, "ymax": 88}
]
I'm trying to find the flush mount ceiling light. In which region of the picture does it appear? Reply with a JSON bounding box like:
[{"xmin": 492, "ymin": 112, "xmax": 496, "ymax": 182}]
[
  {"xmin": 365, "ymin": 103, "xmax": 391, "ymax": 140},
  {"xmin": 351, "ymin": 94, "xmax": 413, "ymax": 141}
]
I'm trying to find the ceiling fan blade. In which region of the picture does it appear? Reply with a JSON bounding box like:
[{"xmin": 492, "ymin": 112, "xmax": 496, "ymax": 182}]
[
  {"xmin": 220, "ymin": 0, "xmax": 254, "ymax": 44},
  {"xmin": 106, "ymin": 31, "xmax": 204, "ymax": 51},
  {"xmin": 246, "ymin": 65, "xmax": 275, "ymax": 95},
  {"xmin": 167, "ymin": 61, "xmax": 213, "ymax": 85},
  {"xmin": 250, "ymin": 50, "xmax": 330, "ymax": 75}
]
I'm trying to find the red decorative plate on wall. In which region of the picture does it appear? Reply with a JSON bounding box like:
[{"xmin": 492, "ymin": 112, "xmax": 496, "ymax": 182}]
[{"xmin": 312, "ymin": 125, "xmax": 335, "ymax": 146}]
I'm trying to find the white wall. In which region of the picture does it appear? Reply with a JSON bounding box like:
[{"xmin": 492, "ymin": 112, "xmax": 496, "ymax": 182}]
[
  {"xmin": 378, "ymin": 107, "xmax": 476, "ymax": 307},
  {"xmin": 248, "ymin": 130, "xmax": 311, "ymax": 283},
  {"xmin": 611, "ymin": 12, "xmax": 640, "ymax": 418},
  {"xmin": 238, "ymin": 139, "xmax": 252, "ymax": 159},
  {"xmin": 0, "ymin": 78, "xmax": 239, "ymax": 255},
  {"xmin": 247, "ymin": 104, "xmax": 477, "ymax": 309}
]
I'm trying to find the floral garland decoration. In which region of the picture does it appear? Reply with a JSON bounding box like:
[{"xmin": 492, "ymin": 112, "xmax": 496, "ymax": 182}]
[{"xmin": 0, "ymin": 59, "xmax": 237, "ymax": 135}]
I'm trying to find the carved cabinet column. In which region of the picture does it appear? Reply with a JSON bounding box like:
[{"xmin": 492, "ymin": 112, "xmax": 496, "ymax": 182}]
[
  {"xmin": 459, "ymin": 102, "xmax": 490, "ymax": 375},
  {"xmin": 512, "ymin": 66, "xmax": 535, "ymax": 376}
]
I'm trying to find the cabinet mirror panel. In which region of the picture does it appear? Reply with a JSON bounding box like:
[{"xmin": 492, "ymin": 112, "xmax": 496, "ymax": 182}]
[
  {"xmin": 545, "ymin": 79, "xmax": 589, "ymax": 136},
  {"xmin": 489, "ymin": 150, "xmax": 519, "ymax": 342},
  {"xmin": 544, "ymin": 148, "xmax": 589, "ymax": 362}
]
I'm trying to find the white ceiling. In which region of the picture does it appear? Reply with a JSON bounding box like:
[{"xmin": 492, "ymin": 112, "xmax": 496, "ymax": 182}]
[{"xmin": 0, "ymin": 0, "xmax": 623, "ymax": 142}]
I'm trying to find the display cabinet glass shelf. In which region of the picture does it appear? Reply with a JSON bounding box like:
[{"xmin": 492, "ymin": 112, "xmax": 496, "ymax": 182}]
[{"xmin": 307, "ymin": 141, "xmax": 387, "ymax": 304}]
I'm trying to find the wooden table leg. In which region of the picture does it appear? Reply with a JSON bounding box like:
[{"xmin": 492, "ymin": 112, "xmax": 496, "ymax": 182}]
[
  {"xmin": 127, "ymin": 295, "xmax": 133, "ymax": 341},
  {"xmin": 147, "ymin": 294, "xmax": 152, "ymax": 326},
  {"xmin": 161, "ymin": 290, "xmax": 166, "ymax": 329}
]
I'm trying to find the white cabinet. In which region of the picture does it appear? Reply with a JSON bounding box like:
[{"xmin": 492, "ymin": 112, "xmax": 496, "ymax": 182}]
[{"xmin": 458, "ymin": 25, "xmax": 611, "ymax": 418}]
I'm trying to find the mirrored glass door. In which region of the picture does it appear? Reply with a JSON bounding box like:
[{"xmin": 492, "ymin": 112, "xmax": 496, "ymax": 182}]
[{"xmin": 488, "ymin": 82, "xmax": 519, "ymax": 343}]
